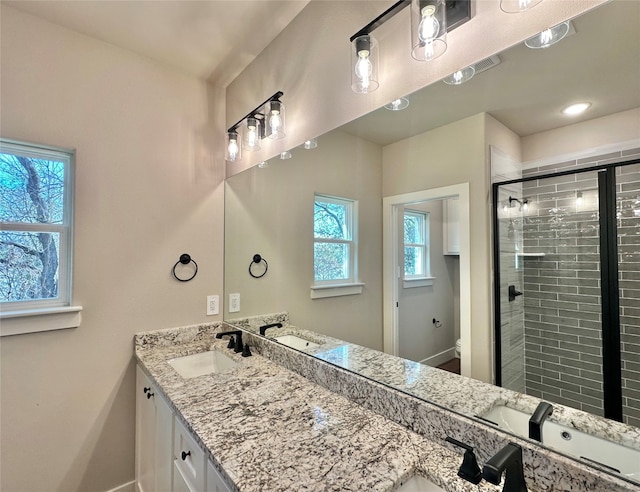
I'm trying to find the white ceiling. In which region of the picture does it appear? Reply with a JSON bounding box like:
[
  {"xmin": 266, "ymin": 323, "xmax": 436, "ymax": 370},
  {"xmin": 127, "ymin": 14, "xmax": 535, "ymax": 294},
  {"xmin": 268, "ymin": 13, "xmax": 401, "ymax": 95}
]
[{"xmin": 4, "ymin": 0, "xmax": 309, "ymax": 85}]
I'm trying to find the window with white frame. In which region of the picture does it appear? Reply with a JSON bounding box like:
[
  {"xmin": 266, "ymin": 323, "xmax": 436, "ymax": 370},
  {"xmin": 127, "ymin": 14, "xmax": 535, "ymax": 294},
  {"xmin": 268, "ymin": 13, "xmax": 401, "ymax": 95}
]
[
  {"xmin": 0, "ymin": 138, "xmax": 75, "ymax": 312},
  {"xmin": 404, "ymin": 209, "xmax": 429, "ymax": 279},
  {"xmin": 313, "ymin": 195, "xmax": 357, "ymax": 285}
]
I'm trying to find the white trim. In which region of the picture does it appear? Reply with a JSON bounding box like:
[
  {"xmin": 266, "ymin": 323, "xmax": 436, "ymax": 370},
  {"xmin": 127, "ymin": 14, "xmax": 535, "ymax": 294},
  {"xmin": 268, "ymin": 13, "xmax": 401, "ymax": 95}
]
[
  {"xmin": 403, "ymin": 277, "xmax": 435, "ymax": 288},
  {"xmin": 420, "ymin": 347, "xmax": 456, "ymax": 367},
  {"xmin": 310, "ymin": 283, "xmax": 364, "ymax": 299},
  {"xmin": 383, "ymin": 183, "xmax": 471, "ymax": 378},
  {"xmin": 105, "ymin": 480, "xmax": 136, "ymax": 492},
  {"xmin": 0, "ymin": 305, "xmax": 82, "ymax": 336}
]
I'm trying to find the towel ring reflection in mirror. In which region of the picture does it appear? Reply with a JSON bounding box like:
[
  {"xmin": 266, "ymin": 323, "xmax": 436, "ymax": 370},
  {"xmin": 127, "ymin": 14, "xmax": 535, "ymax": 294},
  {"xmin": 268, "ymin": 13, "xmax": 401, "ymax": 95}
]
[
  {"xmin": 172, "ymin": 253, "xmax": 198, "ymax": 282},
  {"xmin": 249, "ymin": 254, "xmax": 268, "ymax": 278}
]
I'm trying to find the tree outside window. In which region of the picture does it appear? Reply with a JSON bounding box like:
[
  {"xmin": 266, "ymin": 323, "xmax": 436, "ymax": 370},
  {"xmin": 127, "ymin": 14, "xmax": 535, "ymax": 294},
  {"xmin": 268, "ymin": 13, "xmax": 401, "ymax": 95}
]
[
  {"xmin": 0, "ymin": 139, "xmax": 74, "ymax": 310},
  {"xmin": 404, "ymin": 210, "xmax": 429, "ymax": 278}
]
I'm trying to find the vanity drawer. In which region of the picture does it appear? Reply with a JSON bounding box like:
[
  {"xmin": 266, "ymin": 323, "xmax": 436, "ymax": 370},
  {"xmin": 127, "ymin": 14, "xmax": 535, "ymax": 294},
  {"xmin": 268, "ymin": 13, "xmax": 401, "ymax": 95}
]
[{"xmin": 174, "ymin": 417, "xmax": 206, "ymax": 492}]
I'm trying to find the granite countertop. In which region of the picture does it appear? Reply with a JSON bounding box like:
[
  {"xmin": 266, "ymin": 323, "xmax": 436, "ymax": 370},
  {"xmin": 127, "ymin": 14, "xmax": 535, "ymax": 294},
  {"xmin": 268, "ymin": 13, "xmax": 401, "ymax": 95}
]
[{"xmin": 135, "ymin": 323, "xmax": 502, "ymax": 492}]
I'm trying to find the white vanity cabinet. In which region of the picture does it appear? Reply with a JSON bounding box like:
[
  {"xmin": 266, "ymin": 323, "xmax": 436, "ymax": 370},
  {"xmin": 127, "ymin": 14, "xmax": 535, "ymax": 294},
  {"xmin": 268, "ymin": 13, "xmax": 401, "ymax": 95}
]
[
  {"xmin": 136, "ymin": 366, "xmax": 174, "ymax": 492},
  {"xmin": 442, "ymin": 197, "xmax": 460, "ymax": 255},
  {"xmin": 173, "ymin": 417, "xmax": 206, "ymax": 492}
]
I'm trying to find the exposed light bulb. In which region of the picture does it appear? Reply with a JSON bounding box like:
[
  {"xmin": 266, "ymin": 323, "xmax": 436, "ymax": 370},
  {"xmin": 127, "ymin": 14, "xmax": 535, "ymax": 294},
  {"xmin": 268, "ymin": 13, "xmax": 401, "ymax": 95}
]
[
  {"xmin": 355, "ymin": 50, "xmax": 373, "ymax": 92},
  {"xmin": 576, "ymin": 191, "xmax": 583, "ymax": 208},
  {"xmin": 266, "ymin": 100, "xmax": 285, "ymax": 139},
  {"xmin": 418, "ymin": 5, "xmax": 439, "ymax": 42},
  {"xmin": 268, "ymin": 112, "xmax": 281, "ymax": 136},
  {"xmin": 227, "ymin": 135, "xmax": 239, "ymax": 161},
  {"xmin": 247, "ymin": 126, "xmax": 258, "ymax": 148},
  {"xmin": 243, "ymin": 117, "xmax": 261, "ymax": 151}
]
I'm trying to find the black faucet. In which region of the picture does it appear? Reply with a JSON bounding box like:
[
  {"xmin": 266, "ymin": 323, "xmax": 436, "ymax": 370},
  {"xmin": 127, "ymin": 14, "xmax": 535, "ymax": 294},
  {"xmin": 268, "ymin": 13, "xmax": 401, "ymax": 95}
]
[
  {"xmin": 528, "ymin": 401, "xmax": 553, "ymax": 442},
  {"xmin": 259, "ymin": 322, "xmax": 283, "ymax": 336},
  {"xmin": 444, "ymin": 437, "xmax": 482, "ymax": 484},
  {"xmin": 482, "ymin": 442, "xmax": 527, "ymax": 492},
  {"xmin": 216, "ymin": 330, "xmax": 243, "ymax": 353}
]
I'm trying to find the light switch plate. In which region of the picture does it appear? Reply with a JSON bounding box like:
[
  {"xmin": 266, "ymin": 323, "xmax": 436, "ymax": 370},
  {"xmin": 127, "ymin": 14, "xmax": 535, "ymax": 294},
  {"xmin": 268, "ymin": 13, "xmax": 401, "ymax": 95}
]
[
  {"xmin": 206, "ymin": 295, "xmax": 219, "ymax": 316},
  {"xmin": 229, "ymin": 293, "xmax": 240, "ymax": 313}
]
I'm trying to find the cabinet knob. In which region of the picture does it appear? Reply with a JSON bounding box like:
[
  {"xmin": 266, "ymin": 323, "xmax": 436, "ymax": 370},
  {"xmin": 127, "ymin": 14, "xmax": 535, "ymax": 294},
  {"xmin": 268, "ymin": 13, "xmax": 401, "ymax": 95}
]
[
  {"xmin": 181, "ymin": 450, "xmax": 191, "ymax": 461},
  {"xmin": 146, "ymin": 391, "xmax": 154, "ymax": 399},
  {"xmin": 143, "ymin": 387, "xmax": 151, "ymax": 394}
]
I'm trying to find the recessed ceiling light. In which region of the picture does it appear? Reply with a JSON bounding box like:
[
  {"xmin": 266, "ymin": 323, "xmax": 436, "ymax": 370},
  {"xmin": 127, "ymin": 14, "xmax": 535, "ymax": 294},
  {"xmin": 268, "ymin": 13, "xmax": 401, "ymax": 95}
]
[
  {"xmin": 384, "ymin": 97, "xmax": 409, "ymax": 111},
  {"xmin": 443, "ymin": 66, "xmax": 475, "ymax": 85},
  {"xmin": 562, "ymin": 102, "xmax": 591, "ymax": 116},
  {"xmin": 525, "ymin": 21, "xmax": 571, "ymax": 49},
  {"xmin": 258, "ymin": 160, "xmax": 269, "ymax": 168}
]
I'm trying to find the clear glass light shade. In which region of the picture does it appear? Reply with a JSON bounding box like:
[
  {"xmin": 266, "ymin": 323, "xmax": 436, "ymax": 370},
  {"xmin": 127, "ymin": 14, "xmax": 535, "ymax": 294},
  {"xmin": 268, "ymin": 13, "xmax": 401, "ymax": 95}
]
[
  {"xmin": 500, "ymin": 0, "xmax": 543, "ymax": 13},
  {"xmin": 242, "ymin": 117, "xmax": 262, "ymax": 151},
  {"xmin": 265, "ymin": 100, "xmax": 286, "ymax": 139},
  {"xmin": 258, "ymin": 160, "xmax": 269, "ymax": 169},
  {"xmin": 411, "ymin": 0, "xmax": 447, "ymax": 61},
  {"xmin": 525, "ymin": 22, "xmax": 570, "ymax": 49},
  {"xmin": 351, "ymin": 35, "xmax": 379, "ymax": 94},
  {"xmin": 304, "ymin": 138, "xmax": 318, "ymax": 149},
  {"xmin": 443, "ymin": 65, "xmax": 475, "ymax": 85},
  {"xmin": 225, "ymin": 131, "xmax": 241, "ymax": 162},
  {"xmin": 384, "ymin": 97, "xmax": 410, "ymax": 111},
  {"xmin": 280, "ymin": 151, "xmax": 292, "ymax": 160}
]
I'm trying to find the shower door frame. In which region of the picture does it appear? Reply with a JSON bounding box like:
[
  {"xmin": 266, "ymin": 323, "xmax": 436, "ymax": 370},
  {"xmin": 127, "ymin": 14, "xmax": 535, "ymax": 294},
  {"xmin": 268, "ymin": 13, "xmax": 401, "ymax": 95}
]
[{"xmin": 492, "ymin": 157, "xmax": 640, "ymax": 422}]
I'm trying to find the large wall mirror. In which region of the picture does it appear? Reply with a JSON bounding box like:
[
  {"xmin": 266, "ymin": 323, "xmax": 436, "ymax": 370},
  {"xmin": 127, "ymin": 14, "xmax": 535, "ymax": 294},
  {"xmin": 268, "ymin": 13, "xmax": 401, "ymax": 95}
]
[{"xmin": 225, "ymin": 0, "xmax": 640, "ymax": 484}]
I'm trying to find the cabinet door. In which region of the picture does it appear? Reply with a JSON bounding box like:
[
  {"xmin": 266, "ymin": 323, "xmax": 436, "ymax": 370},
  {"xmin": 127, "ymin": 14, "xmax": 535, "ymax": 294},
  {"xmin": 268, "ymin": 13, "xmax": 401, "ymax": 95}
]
[
  {"xmin": 173, "ymin": 461, "xmax": 196, "ymax": 492},
  {"xmin": 155, "ymin": 388, "xmax": 174, "ymax": 491},
  {"xmin": 443, "ymin": 198, "xmax": 460, "ymax": 255},
  {"xmin": 206, "ymin": 460, "xmax": 232, "ymax": 492},
  {"xmin": 136, "ymin": 366, "xmax": 156, "ymax": 492}
]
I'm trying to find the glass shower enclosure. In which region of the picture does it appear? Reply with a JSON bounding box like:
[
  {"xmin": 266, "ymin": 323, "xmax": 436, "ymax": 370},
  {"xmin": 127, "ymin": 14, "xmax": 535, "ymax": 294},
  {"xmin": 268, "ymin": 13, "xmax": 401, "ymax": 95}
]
[{"xmin": 493, "ymin": 158, "xmax": 640, "ymax": 426}]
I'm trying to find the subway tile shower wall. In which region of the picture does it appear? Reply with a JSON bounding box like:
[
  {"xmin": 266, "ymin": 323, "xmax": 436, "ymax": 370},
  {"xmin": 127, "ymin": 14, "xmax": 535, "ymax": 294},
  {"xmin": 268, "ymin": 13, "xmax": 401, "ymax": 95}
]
[{"xmin": 521, "ymin": 148, "xmax": 640, "ymax": 427}]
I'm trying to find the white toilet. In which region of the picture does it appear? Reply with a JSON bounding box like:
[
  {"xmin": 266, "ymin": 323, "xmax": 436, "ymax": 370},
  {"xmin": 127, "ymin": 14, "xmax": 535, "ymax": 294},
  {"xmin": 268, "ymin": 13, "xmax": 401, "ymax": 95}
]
[{"xmin": 455, "ymin": 338, "xmax": 461, "ymax": 359}]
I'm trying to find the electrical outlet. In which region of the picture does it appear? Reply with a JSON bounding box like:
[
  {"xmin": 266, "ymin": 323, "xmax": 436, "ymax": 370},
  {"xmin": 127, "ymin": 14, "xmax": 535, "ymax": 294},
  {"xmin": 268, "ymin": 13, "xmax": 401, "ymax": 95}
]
[
  {"xmin": 206, "ymin": 295, "xmax": 219, "ymax": 316},
  {"xmin": 229, "ymin": 293, "xmax": 240, "ymax": 313}
]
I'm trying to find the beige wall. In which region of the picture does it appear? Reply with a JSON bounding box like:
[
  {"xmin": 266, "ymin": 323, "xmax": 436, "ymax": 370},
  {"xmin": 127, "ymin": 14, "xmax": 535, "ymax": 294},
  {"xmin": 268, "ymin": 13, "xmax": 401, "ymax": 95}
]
[
  {"xmin": 522, "ymin": 107, "xmax": 640, "ymax": 163},
  {"xmin": 0, "ymin": 5, "xmax": 224, "ymax": 491},
  {"xmin": 383, "ymin": 113, "xmax": 492, "ymax": 381},
  {"xmin": 225, "ymin": 0, "xmax": 605, "ymax": 177},
  {"xmin": 225, "ymin": 130, "xmax": 383, "ymax": 349}
]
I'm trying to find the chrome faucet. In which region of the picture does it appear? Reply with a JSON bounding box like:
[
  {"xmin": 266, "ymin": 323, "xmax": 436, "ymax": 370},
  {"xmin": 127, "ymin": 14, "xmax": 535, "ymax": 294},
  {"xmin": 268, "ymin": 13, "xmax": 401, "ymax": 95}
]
[
  {"xmin": 528, "ymin": 402, "xmax": 553, "ymax": 442},
  {"xmin": 259, "ymin": 322, "xmax": 283, "ymax": 336},
  {"xmin": 482, "ymin": 442, "xmax": 527, "ymax": 492}
]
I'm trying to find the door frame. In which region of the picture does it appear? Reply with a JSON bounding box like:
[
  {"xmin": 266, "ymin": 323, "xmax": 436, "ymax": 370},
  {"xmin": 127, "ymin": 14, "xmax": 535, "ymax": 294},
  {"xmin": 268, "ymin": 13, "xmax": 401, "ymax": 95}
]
[{"xmin": 383, "ymin": 183, "xmax": 471, "ymax": 377}]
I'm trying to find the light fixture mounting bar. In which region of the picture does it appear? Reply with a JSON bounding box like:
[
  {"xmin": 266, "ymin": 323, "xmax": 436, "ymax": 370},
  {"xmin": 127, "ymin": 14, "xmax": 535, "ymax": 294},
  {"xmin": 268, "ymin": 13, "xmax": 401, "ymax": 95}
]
[
  {"xmin": 349, "ymin": 0, "xmax": 472, "ymax": 43},
  {"xmin": 350, "ymin": 0, "xmax": 410, "ymax": 42},
  {"xmin": 227, "ymin": 91, "xmax": 284, "ymax": 132}
]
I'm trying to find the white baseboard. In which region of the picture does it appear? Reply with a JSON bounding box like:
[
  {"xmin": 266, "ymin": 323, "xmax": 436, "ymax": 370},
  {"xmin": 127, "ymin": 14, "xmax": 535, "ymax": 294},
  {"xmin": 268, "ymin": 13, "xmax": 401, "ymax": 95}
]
[
  {"xmin": 105, "ymin": 480, "xmax": 136, "ymax": 492},
  {"xmin": 420, "ymin": 347, "xmax": 456, "ymax": 367}
]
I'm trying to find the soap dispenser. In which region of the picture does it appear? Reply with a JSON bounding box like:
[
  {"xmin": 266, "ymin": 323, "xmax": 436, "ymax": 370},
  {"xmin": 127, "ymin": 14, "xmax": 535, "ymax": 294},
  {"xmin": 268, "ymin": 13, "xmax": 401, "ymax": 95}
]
[{"xmin": 445, "ymin": 436, "xmax": 482, "ymax": 484}]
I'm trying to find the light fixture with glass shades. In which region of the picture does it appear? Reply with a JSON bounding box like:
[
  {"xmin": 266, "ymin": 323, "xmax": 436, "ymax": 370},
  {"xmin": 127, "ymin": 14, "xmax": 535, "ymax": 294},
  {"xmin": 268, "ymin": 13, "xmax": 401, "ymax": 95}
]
[
  {"xmin": 225, "ymin": 91, "xmax": 284, "ymax": 162},
  {"xmin": 304, "ymin": 138, "xmax": 318, "ymax": 149},
  {"xmin": 500, "ymin": 0, "xmax": 543, "ymax": 13},
  {"xmin": 411, "ymin": 0, "xmax": 447, "ymax": 61},
  {"xmin": 225, "ymin": 130, "xmax": 241, "ymax": 162},
  {"xmin": 348, "ymin": 0, "xmax": 471, "ymax": 94},
  {"xmin": 525, "ymin": 21, "xmax": 571, "ymax": 49},
  {"xmin": 443, "ymin": 65, "xmax": 475, "ymax": 85},
  {"xmin": 384, "ymin": 97, "xmax": 410, "ymax": 111},
  {"xmin": 562, "ymin": 102, "xmax": 591, "ymax": 116}
]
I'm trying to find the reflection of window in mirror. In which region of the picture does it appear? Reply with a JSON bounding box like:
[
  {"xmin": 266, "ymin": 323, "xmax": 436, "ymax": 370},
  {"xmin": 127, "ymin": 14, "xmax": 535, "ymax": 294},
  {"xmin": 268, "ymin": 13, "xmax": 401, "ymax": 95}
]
[
  {"xmin": 313, "ymin": 194, "xmax": 357, "ymax": 285},
  {"xmin": 403, "ymin": 210, "xmax": 430, "ymax": 279}
]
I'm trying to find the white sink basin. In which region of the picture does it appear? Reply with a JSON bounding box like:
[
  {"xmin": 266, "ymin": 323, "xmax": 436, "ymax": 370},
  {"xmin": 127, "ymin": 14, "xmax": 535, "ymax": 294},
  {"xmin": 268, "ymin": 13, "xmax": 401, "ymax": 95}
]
[
  {"xmin": 396, "ymin": 475, "xmax": 445, "ymax": 491},
  {"xmin": 480, "ymin": 405, "xmax": 640, "ymax": 480},
  {"xmin": 275, "ymin": 335, "xmax": 320, "ymax": 350},
  {"xmin": 168, "ymin": 350, "xmax": 238, "ymax": 378}
]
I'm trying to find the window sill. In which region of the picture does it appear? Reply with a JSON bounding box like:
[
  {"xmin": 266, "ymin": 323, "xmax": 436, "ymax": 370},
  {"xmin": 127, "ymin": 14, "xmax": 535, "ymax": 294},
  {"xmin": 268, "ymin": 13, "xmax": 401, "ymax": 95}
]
[
  {"xmin": 403, "ymin": 277, "xmax": 435, "ymax": 289},
  {"xmin": 310, "ymin": 283, "xmax": 364, "ymax": 299},
  {"xmin": 0, "ymin": 306, "xmax": 83, "ymax": 336}
]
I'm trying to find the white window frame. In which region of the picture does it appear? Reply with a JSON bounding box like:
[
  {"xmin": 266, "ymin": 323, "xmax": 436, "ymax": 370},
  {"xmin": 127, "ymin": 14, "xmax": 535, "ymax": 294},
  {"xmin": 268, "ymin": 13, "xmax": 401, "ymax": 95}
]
[
  {"xmin": 0, "ymin": 138, "xmax": 81, "ymax": 335},
  {"xmin": 311, "ymin": 194, "xmax": 363, "ymax": 299},
  {"xmin": 403, "ymin": 209, "xmax": 433, "ymax": 288}
]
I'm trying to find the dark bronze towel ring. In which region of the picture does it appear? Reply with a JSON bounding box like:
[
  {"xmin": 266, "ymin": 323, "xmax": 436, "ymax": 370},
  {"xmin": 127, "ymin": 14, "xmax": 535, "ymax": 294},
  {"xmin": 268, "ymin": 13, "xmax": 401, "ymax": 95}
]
[
  {"xmin": 172, "ymin": 253, "xmax": 198, "ymax": 282},
  {"xmin": 249, "ymin": 254, "xmax": 268, "ymax": 278}
]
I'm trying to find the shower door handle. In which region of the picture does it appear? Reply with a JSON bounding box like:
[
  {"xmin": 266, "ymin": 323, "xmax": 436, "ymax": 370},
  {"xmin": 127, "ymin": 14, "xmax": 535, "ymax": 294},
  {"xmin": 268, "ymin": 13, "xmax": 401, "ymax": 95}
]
[{"xmin": 508, "ymin": 285, "xmax": 523, "ymax": 302}]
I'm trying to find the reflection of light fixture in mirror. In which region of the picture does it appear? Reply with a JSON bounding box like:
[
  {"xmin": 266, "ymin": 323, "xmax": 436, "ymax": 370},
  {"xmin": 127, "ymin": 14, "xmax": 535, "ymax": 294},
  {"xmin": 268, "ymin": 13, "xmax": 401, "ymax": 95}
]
[
  {"xmin": 576, "ymin": 191, "xmax": 583, "ymax": 208},
  {"xmin": 500, "ymin": 0, "xmax": 543, "ymax": 13},
  {"xmin": 351, "ymin": 35, "xmax": 379, "ymax": 94},
  {"xmin": 384, "ymin": 97, "xmax": 410, "ymax": 111},
  {"xmin": 225, "ymin": 130, "xmax": 241, "ymax": 162},
  {"xmin": 509, "ymin": 196, "xmax": 529, "ymax": 211},
  {"xmin": 562, "ymin": 102, "xmax": 591, "ymax": 116},
  {"xmin": 266, "ymin": 98, "xmax": 286, "ymax": 140},
  {"xmin": 280, "ymin": 151, "xmax": 292, "ymax": 160},
  {"xmin": 443, "ymin": 65, "xmax": 475, "ymax": 85},
  {"xmin": 411, "ymin": 0, "xmax": 447, "ymax": 61},
  {"xmin": 258, "ymin": 160, "xmax": 269, "ymax": 169},
  {"xmin": 304, "ymin": 139, "xmax": 318, "ymax": 150},
  {"xmin": 242, "ymin": 116, "xmax": 261, "ymax": 151},
  {"xmin": 525, "ymin": 22, "xmax": 571, "ymax": 49}
]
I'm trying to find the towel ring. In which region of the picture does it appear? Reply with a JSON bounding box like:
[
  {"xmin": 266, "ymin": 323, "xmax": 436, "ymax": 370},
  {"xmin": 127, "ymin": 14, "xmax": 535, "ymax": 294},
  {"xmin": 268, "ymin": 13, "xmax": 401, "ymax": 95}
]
[
  {"xmin": 249, "ymin": 254, "xmax": 268, "ymax": 279},
  {"xmin": 173, "ymin": 253, "xmax": 198, "ymax": 282}
]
